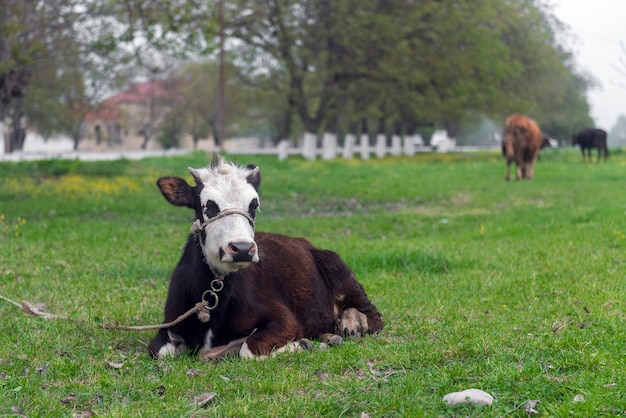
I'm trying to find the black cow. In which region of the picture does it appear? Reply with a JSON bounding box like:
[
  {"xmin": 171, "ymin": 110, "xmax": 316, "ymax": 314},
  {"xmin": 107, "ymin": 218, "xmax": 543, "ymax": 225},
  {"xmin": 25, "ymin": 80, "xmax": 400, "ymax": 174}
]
[{"xmin": 572, "ymin": 128, "xmax": 609, "ymax": 162}]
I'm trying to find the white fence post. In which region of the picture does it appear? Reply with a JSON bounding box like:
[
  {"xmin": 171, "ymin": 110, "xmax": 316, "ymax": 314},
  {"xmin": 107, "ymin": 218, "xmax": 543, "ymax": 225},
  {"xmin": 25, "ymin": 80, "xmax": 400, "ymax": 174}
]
[
  {"xmin": 359, "ymin": 134, "xmax": 370, "ymax": 160},
  {"xmin": 302, "ymin": 132, "xmax": 317, "ymax": 160},
  {"xmin": 343, "ymin": 133, "xmax": 356, "ymax": 159},
  {"xmin": 403, "ymin": 135, "xmax": 416, "ymax": 156},
  {"xmin": 391, "ymin": 135, "xmax": 402, "ymax": 156},
  {"xmin": 321, "ymin": 132, "xmax": 337, "ymax": 160},
  {"xmin": 277, "ymin": 139, "xmax": 290, "ymax": 161},
  {"xmin": 375, "ymin": 134, "xmax": 386, "ymax": 158}
]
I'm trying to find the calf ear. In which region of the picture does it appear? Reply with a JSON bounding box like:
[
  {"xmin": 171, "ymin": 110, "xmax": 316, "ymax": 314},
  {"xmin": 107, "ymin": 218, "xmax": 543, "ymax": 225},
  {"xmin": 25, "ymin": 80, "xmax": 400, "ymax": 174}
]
[
  {"xmin": 245, "ymin": 164, "xmax": 261, "ymax": 191},
  {"xmin": 156, "ymin": 176, "xmax": 196, "ymax": 208}
]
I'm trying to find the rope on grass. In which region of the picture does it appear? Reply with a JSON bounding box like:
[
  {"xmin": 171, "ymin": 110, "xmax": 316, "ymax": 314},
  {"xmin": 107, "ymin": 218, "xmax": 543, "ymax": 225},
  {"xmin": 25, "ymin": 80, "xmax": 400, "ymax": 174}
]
[
  {"xmin": 0, "ymin": 295, "xmax": 67, "ymax": 320},
  {"xmin": 0, "ymin": 293, "xmax": 210, "ymax": 331},
  {"xmin": 102, "ymin": 301, "xmax": 210, "ymax": 331}
]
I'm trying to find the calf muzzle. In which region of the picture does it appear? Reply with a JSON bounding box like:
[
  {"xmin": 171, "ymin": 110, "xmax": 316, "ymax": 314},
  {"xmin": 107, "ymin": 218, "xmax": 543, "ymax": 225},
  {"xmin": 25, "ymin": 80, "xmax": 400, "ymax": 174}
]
[{"xmin": 228, "ymin": 241, "xmax": 258, "ymax": 262}]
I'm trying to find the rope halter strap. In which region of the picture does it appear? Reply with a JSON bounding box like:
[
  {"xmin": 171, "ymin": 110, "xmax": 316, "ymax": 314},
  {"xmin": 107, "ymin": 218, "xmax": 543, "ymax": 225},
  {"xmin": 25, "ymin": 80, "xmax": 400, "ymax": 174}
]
[
  {"xmin": 189, "ymin": 207, "xmax": 256, "ymax": 324},
  {"xmin": 191, "ymin": 208, "xmax": 255, "ymax": 235}
]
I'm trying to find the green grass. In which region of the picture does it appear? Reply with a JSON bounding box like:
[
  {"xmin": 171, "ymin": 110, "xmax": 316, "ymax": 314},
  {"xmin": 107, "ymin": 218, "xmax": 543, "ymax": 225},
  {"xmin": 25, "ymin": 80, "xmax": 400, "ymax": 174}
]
[{"xmin": 1, "ymin": 148, "xmax": 625, "ymax": 416}]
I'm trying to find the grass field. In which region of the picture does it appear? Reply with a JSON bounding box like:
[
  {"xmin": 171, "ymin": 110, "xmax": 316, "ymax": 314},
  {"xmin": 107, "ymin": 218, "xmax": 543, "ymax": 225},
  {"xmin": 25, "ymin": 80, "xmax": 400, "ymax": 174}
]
[{"xmin": 1, "ymin": 148, "xmax": 625, "ymax": 417}]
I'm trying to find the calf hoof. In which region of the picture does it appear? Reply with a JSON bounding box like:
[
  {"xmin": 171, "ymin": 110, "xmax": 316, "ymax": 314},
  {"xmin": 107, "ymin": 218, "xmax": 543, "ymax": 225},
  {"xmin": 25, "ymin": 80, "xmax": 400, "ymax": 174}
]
[
  {"xmin": 337, "ymin": 308, "xmax": 368, "ymax": 339},
  {"xmin": 274, "ymin": 338, "xmax": 314, "ymax": 354},
  {"xmin": 200, "ymin": 337, "xmax": 248, "ymax": 362},
  {"xmin": 238, "ymin": 338, "xmax": 314, "ymax": 360},
  {"xmin": 298, "ymin": 338, "xmax": 314, "ymax": 351},
  {"xmin": 320, "ymin": 333, "xmax": 343, "ymax": 346}
]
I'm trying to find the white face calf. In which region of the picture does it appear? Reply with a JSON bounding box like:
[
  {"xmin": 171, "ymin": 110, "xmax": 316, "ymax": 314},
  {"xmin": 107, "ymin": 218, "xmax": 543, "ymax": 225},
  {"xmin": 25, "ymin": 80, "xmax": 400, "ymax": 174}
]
[
  {"xmin": 189, "ymin": 163, "xmax": 260, "ymax": 274},
  {"xmin": 157, "ymin": 159, "xmax": 261, "ymax": 275}
]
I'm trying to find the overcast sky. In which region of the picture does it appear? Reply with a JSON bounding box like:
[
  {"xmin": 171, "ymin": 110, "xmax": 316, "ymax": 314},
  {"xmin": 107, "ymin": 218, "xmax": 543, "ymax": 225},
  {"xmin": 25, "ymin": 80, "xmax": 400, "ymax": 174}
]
[{"xmin": 550, "ymin": 0, "xmax": 626, "ymax": 130}]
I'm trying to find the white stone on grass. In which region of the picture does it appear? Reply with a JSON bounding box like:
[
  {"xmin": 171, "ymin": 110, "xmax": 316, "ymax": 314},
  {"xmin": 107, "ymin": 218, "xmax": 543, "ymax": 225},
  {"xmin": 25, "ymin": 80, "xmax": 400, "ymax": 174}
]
[{"xmin": 443, "ymin": 388, "xmax": 494, "ymax": 406}]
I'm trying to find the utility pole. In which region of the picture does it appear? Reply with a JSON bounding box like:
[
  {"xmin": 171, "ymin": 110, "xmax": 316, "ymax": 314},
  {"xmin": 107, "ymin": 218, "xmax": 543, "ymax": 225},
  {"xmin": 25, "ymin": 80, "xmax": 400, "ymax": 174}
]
[{"xmin": 217, "ymin": 0, "xmax": 225, "ymax": 148}]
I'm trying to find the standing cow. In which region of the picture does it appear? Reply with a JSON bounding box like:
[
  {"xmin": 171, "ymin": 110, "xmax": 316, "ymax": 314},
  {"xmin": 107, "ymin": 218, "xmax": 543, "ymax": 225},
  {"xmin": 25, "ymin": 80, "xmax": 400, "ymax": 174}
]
[
  {"xmin": 503, "ymin": 114, "xmax": 543, "ymax": 181},
  {"xmin": 572, "ymin": 128, "xmax": 609, "ymax": 162}
]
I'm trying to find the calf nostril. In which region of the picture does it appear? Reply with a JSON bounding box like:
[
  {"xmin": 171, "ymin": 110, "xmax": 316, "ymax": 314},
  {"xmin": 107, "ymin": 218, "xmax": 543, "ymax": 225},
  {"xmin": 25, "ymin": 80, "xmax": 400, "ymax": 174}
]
[{"xmin": 229, "ymin": 242, "xmax": 255, "ymax": 255}]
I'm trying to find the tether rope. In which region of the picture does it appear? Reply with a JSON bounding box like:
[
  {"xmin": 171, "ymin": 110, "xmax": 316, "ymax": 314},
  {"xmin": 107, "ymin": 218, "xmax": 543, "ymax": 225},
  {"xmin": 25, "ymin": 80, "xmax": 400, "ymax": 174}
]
[
  {"xmin": 0, "ymin": 208, "xmax": 245, "ymax": 331},
  {"xmin": 0, "ymin": 294, "xmax": 212, "ymax": 331}
]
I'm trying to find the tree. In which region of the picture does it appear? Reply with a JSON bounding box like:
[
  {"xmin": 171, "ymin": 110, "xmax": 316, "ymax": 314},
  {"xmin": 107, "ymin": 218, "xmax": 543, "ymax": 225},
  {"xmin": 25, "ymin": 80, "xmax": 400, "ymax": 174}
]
[
  {"xmin": 0, "ymin": 0, "xmax": 215, "ymax": 153},
  {"xmin": 226, "ymin": 0, "xmax": 594, "ymax": 143},
  {"xmin": 609, "ymin": 114, "xmax": 626, "ymax": 147},
  {"xmin": 2, "ymin": 0, "xmax": 596, "ymax": 152},
  {"xmin": 495, "ymin": 1, "xmax": 595, "ymax": 139},
  {"xmin": 21, "ymin": 36, "xmax": 118, "ymax": 150},
  {"xmin": 174, "ymin": 60, "xmax": 274, "ymax": 148}
]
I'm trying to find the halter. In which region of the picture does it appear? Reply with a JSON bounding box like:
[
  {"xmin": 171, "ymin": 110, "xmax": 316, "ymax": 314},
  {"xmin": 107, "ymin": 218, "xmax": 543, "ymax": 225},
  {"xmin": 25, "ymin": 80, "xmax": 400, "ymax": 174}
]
[
  {"xmin": 190, "ymin": 208, "xmax": 255, "ymax": 235},
  {"xmin": 190, "ymin": 208, "xmax": 256, "ymax": 321}
]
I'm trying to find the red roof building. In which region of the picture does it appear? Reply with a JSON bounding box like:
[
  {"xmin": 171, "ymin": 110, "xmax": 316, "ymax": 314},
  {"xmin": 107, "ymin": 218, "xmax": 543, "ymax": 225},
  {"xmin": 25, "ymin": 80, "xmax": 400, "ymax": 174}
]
[{"xmin": 82, "ymin": 80, "xmax": 175, "ymax": 149}]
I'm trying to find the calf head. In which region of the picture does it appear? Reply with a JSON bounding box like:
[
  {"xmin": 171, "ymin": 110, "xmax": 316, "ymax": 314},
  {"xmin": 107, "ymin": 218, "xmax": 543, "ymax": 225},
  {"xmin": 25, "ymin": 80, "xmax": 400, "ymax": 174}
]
[{"xmin": 157, "ymin": 156, "xmax": 261, "ymax": 274}]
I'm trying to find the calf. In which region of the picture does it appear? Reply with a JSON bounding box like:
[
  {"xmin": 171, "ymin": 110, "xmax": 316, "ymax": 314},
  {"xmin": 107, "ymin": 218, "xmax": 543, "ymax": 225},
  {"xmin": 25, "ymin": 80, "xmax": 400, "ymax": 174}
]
[
  {"xmin": 572, "ymin": 128, "xmax": 609, "ymax": 162},
  {"xmin": 147, "ymin": 156, "xmax": 383, "ymax": 360},
  {"xmin": 503, "ymin": 113, "xmax": 543, "ymax": 180},
  {"xmin": 501, "ymin": 131, "xmax": 552, "ymax": 157}
]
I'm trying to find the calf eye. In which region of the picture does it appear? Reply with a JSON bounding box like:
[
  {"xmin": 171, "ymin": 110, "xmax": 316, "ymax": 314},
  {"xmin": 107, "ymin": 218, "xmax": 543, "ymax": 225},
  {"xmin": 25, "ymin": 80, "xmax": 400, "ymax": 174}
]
[
  {"xmin": 204, "ymin": 200, "xmax": 220, "ymax": 218},
  {"xmin": 248, "ymin": 198, "xmax": 259, "ymax": 219}
]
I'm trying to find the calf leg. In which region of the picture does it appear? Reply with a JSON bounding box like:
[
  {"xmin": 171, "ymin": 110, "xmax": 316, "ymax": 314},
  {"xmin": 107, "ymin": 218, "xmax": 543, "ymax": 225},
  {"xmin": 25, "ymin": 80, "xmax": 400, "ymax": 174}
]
[
  {"xmin": 515, "ymin": 160, "xmax": 523, "ymax": 180},
  {"xmin": 148, "ymin": 328, "xmax": 188, "ymax": 358},
  {"xmin": 333, "ymin": 273, "xmax": 384, "ymax": 338},
  {"xmin": 237, "ymin": 304, "xmax": 307, "ymax": 358},
  {"xmin": 505, "ymin": 159, "xmax": 512, "ymax": 181},
  {"xmin": 525, "ymin": 155, "xmax": 538, "ymax": 179},
  {"xmin": 311, "ymin": 248, "xmax": 383, "ymax": 338}
]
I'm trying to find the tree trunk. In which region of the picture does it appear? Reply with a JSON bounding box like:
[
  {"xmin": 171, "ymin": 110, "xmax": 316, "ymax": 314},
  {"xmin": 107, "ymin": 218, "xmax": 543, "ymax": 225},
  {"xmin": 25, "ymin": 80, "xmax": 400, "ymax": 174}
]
[
  {"xmin": 393, "ymin": 120, "xmax": 403, "ymax": 136},
  {"xmin": 72, "ymin": 120, "xmax": 83, "ymax": 151},
  {"xmin": 444, "ymin": 120, "xmax": 458, "ymax": 140},
  {"xmin": 209, "ymin": 104, "xmax": 222, "ymax": 149},
  {"xmin": 9, "ymin": 96, "xmax": 26, "ymax": 152},
  {"xmin": 272, "ymin": 109, "xmax": 292, "ymax": 145},
  {"xmin": 95, "ymin": 125, "xmax": 102, "ymax": 145},
  {"xmin": 141, "ymin": 130, "xmax": 151, "ymax": 150},
  {"xmin": 1, "ymin": 68, "xmax": 31, "ymax": 152}
]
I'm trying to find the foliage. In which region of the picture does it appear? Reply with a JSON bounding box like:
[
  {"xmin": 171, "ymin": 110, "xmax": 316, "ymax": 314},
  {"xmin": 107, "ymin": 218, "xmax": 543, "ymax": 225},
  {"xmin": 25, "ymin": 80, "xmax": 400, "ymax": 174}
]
[
  {"xmin": 225, "ymin": 0, "xmax": 594, "ymax": 140},
  {"xmin": 0, "ymin": 157, "xmax": 132, "ymax": 179},
  {"xmin": 1, "ymin": 0, "xmax": 597, "ymax": 152},
  {"xmin": 495, "ymin": 1, "xmax": 595, "ymax": 139},
  {"xmin": 175, "ymin": 61, "xmax": 278, "ymax": 146},
  {"xmin": 609, "ymin": 114, "xmax": 626, "ymax": 146},
  {"xmin": 1, "ymin": 151, "xmax": 626, "ymax": 416},
  {"xmin": 0, "ymin": 0, "xmax": 217, "ymax": 151}
]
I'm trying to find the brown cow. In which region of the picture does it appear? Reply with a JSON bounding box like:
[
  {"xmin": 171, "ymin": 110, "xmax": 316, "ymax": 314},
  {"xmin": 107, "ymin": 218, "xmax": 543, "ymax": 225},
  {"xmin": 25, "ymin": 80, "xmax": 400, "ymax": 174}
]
[
  {"xmin": 503, "ymin": 114, "xmax": 543, "ymax": 181},
  {"xmin": 147, "ymin": 156, "xmax": 383, "ymax": 360}
]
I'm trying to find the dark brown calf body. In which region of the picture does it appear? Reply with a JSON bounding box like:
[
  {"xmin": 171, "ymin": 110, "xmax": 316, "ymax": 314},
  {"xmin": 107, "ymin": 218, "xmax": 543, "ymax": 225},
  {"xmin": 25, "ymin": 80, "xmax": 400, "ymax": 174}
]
[{"xmin": 147, "ymin": 231, "xmax": 383, "ymax": 358}]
